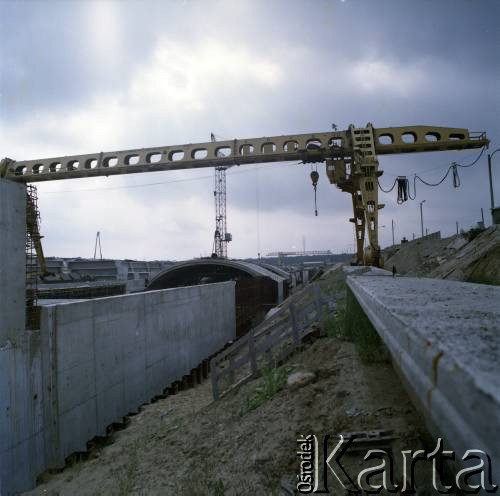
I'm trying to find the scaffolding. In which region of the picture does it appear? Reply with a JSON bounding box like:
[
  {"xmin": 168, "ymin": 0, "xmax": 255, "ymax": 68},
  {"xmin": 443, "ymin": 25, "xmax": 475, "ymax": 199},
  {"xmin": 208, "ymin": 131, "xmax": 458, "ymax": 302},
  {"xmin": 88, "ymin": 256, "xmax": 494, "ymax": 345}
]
[{"xmin": 26, "ymin": 185, "xmax": 41, "ymax": 329}]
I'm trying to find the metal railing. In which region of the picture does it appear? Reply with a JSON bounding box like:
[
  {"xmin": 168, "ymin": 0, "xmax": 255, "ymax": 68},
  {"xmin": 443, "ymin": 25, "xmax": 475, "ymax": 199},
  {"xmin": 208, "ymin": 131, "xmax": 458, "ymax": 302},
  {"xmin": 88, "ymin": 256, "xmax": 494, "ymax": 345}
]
[{"xmin": 210, "ymin": 283, "xmax": 335, "ymax": 400}]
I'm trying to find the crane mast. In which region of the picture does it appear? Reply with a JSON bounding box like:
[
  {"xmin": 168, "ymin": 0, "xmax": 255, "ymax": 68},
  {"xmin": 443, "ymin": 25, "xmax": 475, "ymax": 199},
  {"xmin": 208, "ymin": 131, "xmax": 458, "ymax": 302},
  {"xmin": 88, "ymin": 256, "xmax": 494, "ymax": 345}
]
[
  {"xmin": 1, "ymin": 124, "xmax": 488, "ymax": 266},
  {"xmin": 213, "ymin": 166, "xmax": 230, "ymax": 258},
  {"xmin": 211, "ymin": 133, "xmax": 231, "ymax": 258}
]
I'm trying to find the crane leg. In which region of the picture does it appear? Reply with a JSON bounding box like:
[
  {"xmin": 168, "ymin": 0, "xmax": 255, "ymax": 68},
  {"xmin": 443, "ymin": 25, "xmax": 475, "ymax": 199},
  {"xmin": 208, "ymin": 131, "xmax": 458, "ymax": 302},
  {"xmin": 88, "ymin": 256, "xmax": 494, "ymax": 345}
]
[
  {"xmin": 359, "ymin": 173, "xmax": 382, "ymax": 267},
  {"xmin": 350, "ymin": 191, "xmax": 366, "ymax": 264}
]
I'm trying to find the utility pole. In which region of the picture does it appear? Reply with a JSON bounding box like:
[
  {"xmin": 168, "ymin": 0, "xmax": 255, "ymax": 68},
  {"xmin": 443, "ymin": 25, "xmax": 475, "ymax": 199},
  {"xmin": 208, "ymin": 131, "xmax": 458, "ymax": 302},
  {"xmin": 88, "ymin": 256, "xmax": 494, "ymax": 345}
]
[
  {"xmin": 391, "ymin": 219, "xmax": 395, "ymax": 246},
  {"xmin": 487, "ymin": 149, "xmax": 500, "ymax": 225},
  {"xmin": 456, "ymin": 222, "xmax": 459, "ymax": 235},
  {"xmin": 419, "ymin": 200, "xmax": 426, "ymax": 238}
]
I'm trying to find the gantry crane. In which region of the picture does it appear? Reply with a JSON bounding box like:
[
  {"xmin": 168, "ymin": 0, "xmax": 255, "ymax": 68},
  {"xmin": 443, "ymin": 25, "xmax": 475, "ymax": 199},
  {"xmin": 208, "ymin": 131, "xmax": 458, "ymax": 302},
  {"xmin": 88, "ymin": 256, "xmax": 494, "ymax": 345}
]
[{"xmin": 0, "ymin": 124, "xmax": 488, "ymax": 266}]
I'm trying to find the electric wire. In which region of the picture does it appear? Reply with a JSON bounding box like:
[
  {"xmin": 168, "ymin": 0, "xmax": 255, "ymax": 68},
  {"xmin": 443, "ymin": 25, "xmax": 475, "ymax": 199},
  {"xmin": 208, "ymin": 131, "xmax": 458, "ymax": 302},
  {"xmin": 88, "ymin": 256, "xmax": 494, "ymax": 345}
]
[
  {"xmin": 378, "ymin": 146, "xmax": 486, "ymax": 202},
  {"xmin": 377, "ymin": 178, "xmax": 397, "ymax": 193}
]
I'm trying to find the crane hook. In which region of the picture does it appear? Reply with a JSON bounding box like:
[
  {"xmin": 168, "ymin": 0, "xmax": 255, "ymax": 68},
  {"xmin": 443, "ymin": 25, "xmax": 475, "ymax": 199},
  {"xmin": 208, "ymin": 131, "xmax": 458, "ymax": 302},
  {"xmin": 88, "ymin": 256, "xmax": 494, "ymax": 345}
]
[{"xmin": 310, "ymin": 170, "xmax": 319, "ymax": 216}]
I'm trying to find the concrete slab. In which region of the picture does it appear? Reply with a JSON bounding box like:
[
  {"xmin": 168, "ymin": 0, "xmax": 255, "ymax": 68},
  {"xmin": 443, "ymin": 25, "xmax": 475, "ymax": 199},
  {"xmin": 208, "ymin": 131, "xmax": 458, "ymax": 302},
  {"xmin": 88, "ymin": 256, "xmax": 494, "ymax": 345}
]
[
  {"xmin": 347, "ymin": 275, "xmax": 500, "ymax": 476},
  {"xmin": 38, "ymin": 299, "xmax": 85, "ymax": 305},
  {"xmin": 343, "ymin": 265, "xmax": 392, "ymax": 276}
]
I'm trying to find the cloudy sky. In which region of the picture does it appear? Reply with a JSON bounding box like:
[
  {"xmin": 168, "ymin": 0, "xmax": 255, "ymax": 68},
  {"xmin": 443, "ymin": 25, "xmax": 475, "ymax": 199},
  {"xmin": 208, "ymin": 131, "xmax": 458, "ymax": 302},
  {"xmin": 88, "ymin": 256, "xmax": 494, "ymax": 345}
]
[{"xmin": 1, "ymin": 0, "xmax": 499, "ymax": 261}]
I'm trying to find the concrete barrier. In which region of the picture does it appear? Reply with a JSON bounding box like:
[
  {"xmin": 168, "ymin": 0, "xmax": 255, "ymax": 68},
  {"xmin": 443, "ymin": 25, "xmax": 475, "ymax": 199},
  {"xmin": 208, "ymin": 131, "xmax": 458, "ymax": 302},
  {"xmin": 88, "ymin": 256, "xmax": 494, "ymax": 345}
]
[
  {"xmin": 346, "ymin": 275, "xmax": 500, "ymax": 484},
  {"xmin": 0, "ymin": 282, "xmax": 235, "ymax": 495}
]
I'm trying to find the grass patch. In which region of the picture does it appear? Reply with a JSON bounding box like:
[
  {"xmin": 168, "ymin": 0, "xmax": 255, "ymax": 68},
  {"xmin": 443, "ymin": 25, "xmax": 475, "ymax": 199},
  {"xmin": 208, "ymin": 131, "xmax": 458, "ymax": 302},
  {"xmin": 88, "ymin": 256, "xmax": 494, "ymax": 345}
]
[
  {"xmin": 241, "ymin": 366, "xmax": 287, "ymax": 414},
  {"xmin": 463, "ymin": 226, "xmax": 486, "ymax": 242},
  {"xmin": 175, "ymin": 477, "xmax": 226, "ymax": 495},
  {"xmin": 466, "ymin": 274, "xmax": 500, "ymax": 286},
  {"xmin": 117, "ymin": 439, "xmax": 141, "ymax": 495},
  {"xmin": 344, "ymin": 288, "xmax": 389, "ymax": 363},
  {"xmin": 324, "ymin": 300, "xmax": 347, "ymax": 339},
  {"xmin": 319, "ymin": 272, "xmax": 347, "ymax": 297},
  {"xmin": 209, "ymin": 479, "xmax": 226, "ymax": 496},
  {"xmin": 321, "ymin": 277, "xmax": 387, "ymax": 362}
]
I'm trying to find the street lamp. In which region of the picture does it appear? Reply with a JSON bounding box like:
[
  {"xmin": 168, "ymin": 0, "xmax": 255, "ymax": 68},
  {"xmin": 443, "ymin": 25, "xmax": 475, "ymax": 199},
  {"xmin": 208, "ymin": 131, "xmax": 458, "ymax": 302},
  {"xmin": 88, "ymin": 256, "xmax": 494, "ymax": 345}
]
[
  {"xmin": 419, "ymin": 200, "xmax": 426, "ymax": 238},
  {"xmin": 488, "ymin": 148, "xmax": 500, "ymax": 224}
]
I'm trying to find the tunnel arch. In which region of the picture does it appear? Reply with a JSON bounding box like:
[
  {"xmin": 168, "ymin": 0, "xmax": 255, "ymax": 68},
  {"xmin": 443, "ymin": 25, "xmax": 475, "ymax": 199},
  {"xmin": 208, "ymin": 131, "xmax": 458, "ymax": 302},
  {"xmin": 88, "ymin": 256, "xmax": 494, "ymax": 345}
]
[{"xmin": 148, "ymin": 259, "xmax": 288, "ymax": 336}]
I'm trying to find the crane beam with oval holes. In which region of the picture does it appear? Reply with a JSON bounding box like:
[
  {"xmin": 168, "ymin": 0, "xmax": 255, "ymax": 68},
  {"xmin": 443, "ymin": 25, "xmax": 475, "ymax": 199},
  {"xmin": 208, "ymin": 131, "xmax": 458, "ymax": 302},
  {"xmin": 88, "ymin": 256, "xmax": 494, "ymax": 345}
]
[{"xmin": 0, "ymin": 123, "xmax": 489, "ymax": 266}]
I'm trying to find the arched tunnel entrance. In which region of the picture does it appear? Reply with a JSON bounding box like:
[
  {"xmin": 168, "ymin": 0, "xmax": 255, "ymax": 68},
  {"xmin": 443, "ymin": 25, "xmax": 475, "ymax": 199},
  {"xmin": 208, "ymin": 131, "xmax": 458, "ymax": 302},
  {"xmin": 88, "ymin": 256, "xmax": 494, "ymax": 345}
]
[{"xmin": 147, "ymin": 259, "xmax": 289, "ymax": 336}]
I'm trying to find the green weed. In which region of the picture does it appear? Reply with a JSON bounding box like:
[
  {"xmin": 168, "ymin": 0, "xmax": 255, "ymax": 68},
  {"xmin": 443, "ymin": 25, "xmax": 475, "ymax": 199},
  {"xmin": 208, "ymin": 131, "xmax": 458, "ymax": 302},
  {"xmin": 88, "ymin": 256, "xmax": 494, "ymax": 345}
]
[
  {"xmin": 209, "ymin": 478, "xmax": 226, "ymax": 495},
  {"xmin": 242, "ymin": 366, "xmax": 287, "ymax": 414},
  {"xmin": 344, "ymin": 288, "xmax": 389, "ymax": 363},
  {"xmin": 116, "ymin": 440, "xmax": 141, "ymax": 496},
  {"xmin": 324, "ymin": 301, "xmax": 346, "ymax": 339}
]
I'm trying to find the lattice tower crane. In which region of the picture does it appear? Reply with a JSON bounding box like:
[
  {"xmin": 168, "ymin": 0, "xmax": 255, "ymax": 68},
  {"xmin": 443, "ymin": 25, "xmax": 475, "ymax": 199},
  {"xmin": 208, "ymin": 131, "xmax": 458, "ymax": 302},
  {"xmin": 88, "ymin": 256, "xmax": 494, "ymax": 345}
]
[{"xmin": 211, "ymin": 132, "xmax": 232, "ymax": 258}]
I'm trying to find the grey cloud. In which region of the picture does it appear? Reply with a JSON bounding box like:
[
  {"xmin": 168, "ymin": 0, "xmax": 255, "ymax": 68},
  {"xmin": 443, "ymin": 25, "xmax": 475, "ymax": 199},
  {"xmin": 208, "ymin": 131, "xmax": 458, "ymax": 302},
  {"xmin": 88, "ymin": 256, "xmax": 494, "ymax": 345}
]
[{"xmin": 1, "ymin": 0, "xmax": 499, "ymax": 259}]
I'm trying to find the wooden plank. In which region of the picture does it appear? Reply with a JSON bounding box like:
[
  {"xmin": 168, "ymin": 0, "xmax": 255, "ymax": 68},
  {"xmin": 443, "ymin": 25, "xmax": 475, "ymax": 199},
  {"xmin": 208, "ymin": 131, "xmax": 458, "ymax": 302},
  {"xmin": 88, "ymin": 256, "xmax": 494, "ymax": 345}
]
[
  {"xmin": 296, "ymin": 301, "xmax": 316, "ymax": 322},
  {"xmin": 212, "ymin": 286, "xmax": 338, "ymax": 399},
  {"xmin": 214, "ymin": 332, "xmax": 250, "ymax": 361},
  {"xmin": 219, "ymin": 373, "xmax": 254, "ymax": 399},
  {"xmin": 313, "ymin": 283, "xmax": 326, "ymax": 336},
  {"xmin": 289, "ymin": 302, "xmax": 300, "ymax": 347},
  {"xmin": 248, "ymin": 331, "xmax": 258, "ymax": 377},
  {"xmin": 210, "ymin": 356, "xmax": 220, "ymax": 400},
  {"xmin": 253, "ymin": 314, "xmax": 290, "ymax": 339},
  {"xmin": 255, "ymin": 328, "xmax": 290, "ymax": 355}
]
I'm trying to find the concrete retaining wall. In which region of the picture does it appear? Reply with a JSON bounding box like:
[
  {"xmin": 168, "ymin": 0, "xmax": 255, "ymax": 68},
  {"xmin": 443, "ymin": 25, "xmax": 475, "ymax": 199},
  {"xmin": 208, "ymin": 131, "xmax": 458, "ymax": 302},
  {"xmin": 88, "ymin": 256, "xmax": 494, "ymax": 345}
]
[
  {"xmin": 0, "ymin": 282, "xmax": 235, "ymax": 495},
  {"xmin": 0, "ymin": 332, "xmax": 45, "ymax": 494},
  {"xmin": 0, "ymin": 179, "xmax": 26, "ymax": 343}
]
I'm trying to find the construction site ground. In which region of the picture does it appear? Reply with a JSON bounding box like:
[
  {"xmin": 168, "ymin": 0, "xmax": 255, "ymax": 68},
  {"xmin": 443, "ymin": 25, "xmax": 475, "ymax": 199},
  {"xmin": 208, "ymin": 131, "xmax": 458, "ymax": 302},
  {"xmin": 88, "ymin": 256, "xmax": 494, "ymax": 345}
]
[{"xmin": 26, "ymin": 268, "xmax": 435, "ymax": 496}]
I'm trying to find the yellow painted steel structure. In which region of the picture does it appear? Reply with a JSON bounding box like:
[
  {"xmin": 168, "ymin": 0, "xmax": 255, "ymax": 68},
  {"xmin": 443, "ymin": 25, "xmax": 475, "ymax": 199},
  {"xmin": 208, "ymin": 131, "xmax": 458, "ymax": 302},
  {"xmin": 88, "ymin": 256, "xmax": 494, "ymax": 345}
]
[{"xmin": 1, "ymin": 124, "xmax": 488, "ymax": 265}]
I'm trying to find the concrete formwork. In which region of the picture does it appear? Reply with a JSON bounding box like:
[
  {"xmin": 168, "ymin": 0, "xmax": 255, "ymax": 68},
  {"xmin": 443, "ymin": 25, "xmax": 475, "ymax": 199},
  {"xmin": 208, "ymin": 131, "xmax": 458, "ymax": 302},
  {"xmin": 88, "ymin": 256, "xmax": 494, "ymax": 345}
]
[{"xmin": 1, "ymin": 282, "xmax": 235, "ymax": 495}]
